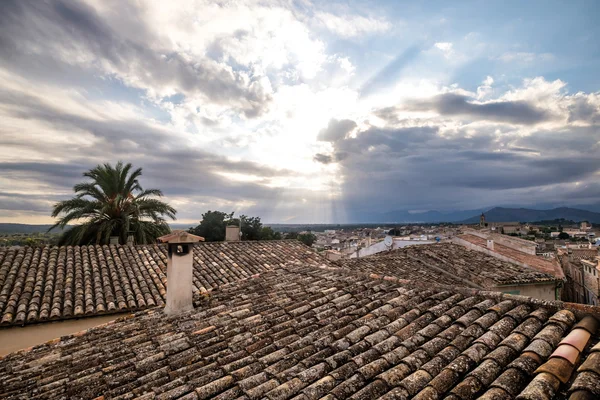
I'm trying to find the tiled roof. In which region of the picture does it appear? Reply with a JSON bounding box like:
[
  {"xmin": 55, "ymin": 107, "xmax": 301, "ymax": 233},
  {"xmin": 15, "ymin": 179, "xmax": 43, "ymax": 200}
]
[
  {"xmin": 457, "ymin": 234, "xmax": 566, "ymax": 280},
  {"xmin": 0, "ymin": 241, "xmax": 328, "ymax": 326},
  {"xmin": 569, "ymin": 249, "xmax": 599, "ymax": 261},
  {"xmin": 336, "ymin": 256, "xmax": 466, "ymax": 287},
  {"xmin": 337, "ymin": 243, "xmax": 558, "ymax": 288},
  {"xmin": 0, "ymin": 264, "xmax": 599, "ymax": 400}
]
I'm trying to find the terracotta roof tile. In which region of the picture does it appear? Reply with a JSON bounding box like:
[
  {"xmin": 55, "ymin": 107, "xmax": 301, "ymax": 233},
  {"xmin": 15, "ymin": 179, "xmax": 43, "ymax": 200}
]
[
  {"xmin": 1, "ymin": 255, "xmax": 600, "ymax": 399},
  {"xmin": 0, "ymin": 240, "xmax": 328, "ymax": 326},
  {"xmin": 337, "ymin": 243, "xmax": 559, "ymax": 289},
  {"xmin": 457, "ymin": 234, "xmax": 565, "ymax": 279}
]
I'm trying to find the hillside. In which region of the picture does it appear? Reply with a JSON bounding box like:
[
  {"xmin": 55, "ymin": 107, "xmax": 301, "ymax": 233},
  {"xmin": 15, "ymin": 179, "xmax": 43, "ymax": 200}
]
[
  {"xmin": 461, "ymin": 207, "xmax": 600, "ymax": 224},
  {"xmin": 354, "ymin": 209, "xmax": 485, "ymax": 223},
  {"xmin": 0, "ymin": 223, "xmax": 69, "ymax": 234}
]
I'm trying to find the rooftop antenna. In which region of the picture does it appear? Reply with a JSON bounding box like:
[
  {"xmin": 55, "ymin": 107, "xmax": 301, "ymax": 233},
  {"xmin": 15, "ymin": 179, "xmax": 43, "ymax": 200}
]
[{"xmin": 384, "ymin": 235, "xmax": 393, "ymax": 248}]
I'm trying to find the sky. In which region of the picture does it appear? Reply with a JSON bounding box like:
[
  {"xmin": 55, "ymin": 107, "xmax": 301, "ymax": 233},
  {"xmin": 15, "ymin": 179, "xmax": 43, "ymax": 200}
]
[{"xmin": 0, "ymin": 0, "xmax": 599, "ymax": 224}]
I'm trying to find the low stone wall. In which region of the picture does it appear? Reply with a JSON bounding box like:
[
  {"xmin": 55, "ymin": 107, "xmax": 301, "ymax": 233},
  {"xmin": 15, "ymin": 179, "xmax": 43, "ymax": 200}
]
[
  {"xmin": 348, "ymin": 239, "xmax": 435, "ymax": 258},
  {"xmin": 452, "ymin": 236, "xmax": 533, "ymax": 268},
  {"xmin": 493, "ymin": 282, "xmax": 557, "ymax": 301},
  {"xmin": 465, "ymin": 229, "xmax": 536, "ymax": 255}
]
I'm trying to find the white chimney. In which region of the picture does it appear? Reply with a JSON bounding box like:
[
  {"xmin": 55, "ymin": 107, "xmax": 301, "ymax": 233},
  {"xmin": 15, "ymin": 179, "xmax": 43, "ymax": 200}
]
[
  {"xmin": 487, "ymin": 239, "xmax": 494, "ymax": 251},
  {"xmin": 225, "ymin": 225, "xmax": 241, "ymax": 241},
  {"xmin": 157, "ymin": 230, "xmax": 204, "ymax": 315}
]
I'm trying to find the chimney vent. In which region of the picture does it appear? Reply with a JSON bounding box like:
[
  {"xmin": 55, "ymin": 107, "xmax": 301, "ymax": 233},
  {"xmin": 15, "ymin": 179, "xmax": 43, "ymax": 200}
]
[
  {"xmin": 157, "ymin": 230, "xmax": 205, "ymax": 315},
  {"xmin": 487, "ymin": 239, "xmax": 494, "ymax": 251},
  {"xmin": 226, "ymin": 225, "xmax": 241, "ymax": 241}
]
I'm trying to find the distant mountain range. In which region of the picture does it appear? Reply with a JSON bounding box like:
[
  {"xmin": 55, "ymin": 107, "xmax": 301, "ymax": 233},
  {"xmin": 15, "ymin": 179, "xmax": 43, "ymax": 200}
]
[
  {"xmin": 355, "ymin": 206, "xmax": 600, "ymax": 224},
  {"xmin": 1, "ymin": 206, "xmax": 599, "ymax": 233},
  {"xmin": 352, "ymin": 209, "xmax": 475, "ymax": 223},
  {"xmin": 0, "ymin": 223, "xmax": 68, "ymax": 234},
  {"xmin": 461, "ymin": 207, "xmax": 600, "ymax": 224}
]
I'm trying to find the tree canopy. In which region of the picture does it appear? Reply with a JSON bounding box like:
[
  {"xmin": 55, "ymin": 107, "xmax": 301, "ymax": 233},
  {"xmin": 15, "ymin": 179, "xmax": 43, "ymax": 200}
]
[
  {"xmin": 558, "ymin": 232, "xmax": 570, "ymax": 240},
  {"xmin": 188, "ymin": 211, "xmax": 282, "ymax": 242},
  {"xmin": 188, "ymin": 211, "xmax": 233, "ymax": 242},
  {"xmin": 298, "ymin": 232, "xmax": 317, "ymax": 247},
  {"xmin": 50, "ymin": 162, "xmax": 176, "ymax": 245}
]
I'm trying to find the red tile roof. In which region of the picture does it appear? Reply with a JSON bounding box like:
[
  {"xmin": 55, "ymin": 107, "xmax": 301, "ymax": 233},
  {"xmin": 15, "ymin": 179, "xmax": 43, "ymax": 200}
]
[
  {"xmin": 458, "ymin": 234, "xmax": 565, "ymax": 280},
  {"xmin": 338, "ymin": 243, "xmax": 558, "ymax": 288},
  {"xmin": 0, "ymin": 241, "xmax": 329, "ymax": 326},
  {"xmin": 0, "ymin": 264, "xmax": 598, "ymax": 399},
  {"xmin": 569, "ymin": 248, "xmax": 599, "ymax": 261}
]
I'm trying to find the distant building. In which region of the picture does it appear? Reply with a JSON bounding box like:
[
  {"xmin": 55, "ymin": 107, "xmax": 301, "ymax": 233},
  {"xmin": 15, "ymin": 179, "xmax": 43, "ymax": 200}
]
[
  {"xmin": 453, "ymin": 230, "xmax": 566, "ymax": 301},
  {"xmin": 565, "ymin": 230, "xmax": 588, "ymax": 238},
  {"xmin": 557, "ymin": 246, "xmax": 600, "ymax": 305},
  {"xmin": 581, "ymin": 221, "xmax": 592, "ymax": 231},
  {"xmin": 502, "ymin": 225, "xmax": 521, "ymax": 235}
]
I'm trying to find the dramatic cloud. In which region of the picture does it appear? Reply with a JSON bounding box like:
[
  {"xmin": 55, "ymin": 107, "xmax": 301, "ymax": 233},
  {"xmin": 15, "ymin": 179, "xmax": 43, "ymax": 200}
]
[
  {"xmin": 0, "ymin": 0, "xmax": 599, "ymax": 223},
  {"xmin": 405, "ymin": 93, "xmax": 551, "ymax": 125},
  {"xmin": 0, "ymin": 0, "xmax": 275, "ymax": 118},
  {"xmin": 317, "ymin": 119, "xmax": 357, "ymax": 142}
]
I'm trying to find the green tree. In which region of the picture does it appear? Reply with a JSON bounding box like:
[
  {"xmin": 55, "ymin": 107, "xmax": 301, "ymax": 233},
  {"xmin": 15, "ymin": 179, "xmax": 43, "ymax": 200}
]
[
  {"xmin": 260, "ymin": 226, "xmax": 282, "ymax": 240},
  {"xmin": 558, "ymin": 232, "xmax": 570, "ymax": 240},
  {"xmin": 298, "ymin": 233, "xmax": 317, "ymax": 247},
  {"xmin": 188, "ymin": 211, "xmax": 234, "ymax": 242},
  {"xmin": 50, "ymin": 162, "xmax": 176, "ymax": 245},
  {"xmin": 239, "ymin": 215, "xmax": 263, "ymax": 240},
  {"xmin": 388, "ymin": 227, "xmax": 401, "ymax": 236},
  {"xmin": 189, "ymin": 212, "xmax": 283, "ymax": 241},
  {"xmin": 285, "ymin": 232, "xmax": 299, "ymax": 240}
]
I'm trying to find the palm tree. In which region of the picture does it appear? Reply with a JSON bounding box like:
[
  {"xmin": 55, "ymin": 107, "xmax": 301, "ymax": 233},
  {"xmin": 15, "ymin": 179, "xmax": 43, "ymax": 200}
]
[{"xmin": 50, "ymin": 162, "xmax": 176, "ymax": 245}]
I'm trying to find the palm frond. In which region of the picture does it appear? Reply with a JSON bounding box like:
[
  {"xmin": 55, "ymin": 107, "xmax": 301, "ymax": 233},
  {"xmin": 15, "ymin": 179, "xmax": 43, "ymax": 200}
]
[{"xmin": 52, "ymin": 162, "xmax": 176, "ymax": 245}]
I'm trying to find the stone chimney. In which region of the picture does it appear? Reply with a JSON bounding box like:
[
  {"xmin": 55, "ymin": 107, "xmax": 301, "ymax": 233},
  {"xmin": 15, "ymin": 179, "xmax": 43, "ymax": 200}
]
[
  {"xmin": 157, "ymin": 230, "xmax": 204, "ymax": 315},
  {"xmin": 225, "ymin": 225, "xmax": 241, "ymax": 241},
  {"xmin": 487, "ymin": 239, "xmax": 494, "ymax": 251}
]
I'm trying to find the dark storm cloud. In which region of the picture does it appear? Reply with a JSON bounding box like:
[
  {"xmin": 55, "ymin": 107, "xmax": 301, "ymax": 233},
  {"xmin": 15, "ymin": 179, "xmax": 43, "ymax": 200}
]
[
  {"xmin": 336, "ymin": 125, "xmax": 439, "ymax": 154},
  {"xmin": 313, "ymin": 124, "xmax": 438, "ymax": 164},
  {"xmin": 0, "ymin": 0, "xmax": 271, "ymax": 118},
  {"xmin": 312, "ymin": 152, "xmax": 349, "ymax": 164},
  {"xmin": 317, "ymin": 119, "xmax": 357, "ymax": 142},
  {"xmin": 567, "ymin": 96, "xmax": 600, "ymax": 124},
  {"xmin": 405, "ymin": 93, "xmax": 551, "ymax": 125},
  {"xmin": 313, "ymin": 153, "xmax": 333, "ymax": 164},
  {"xmin": 317, "ymin": 116, "xmax": 600, "ymax": 217}
]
